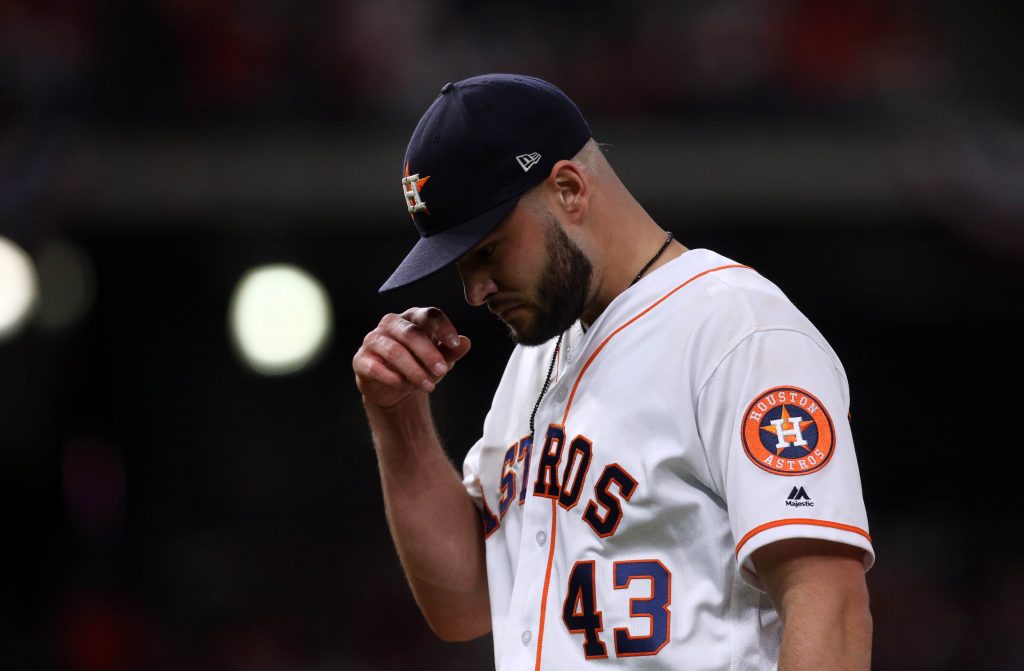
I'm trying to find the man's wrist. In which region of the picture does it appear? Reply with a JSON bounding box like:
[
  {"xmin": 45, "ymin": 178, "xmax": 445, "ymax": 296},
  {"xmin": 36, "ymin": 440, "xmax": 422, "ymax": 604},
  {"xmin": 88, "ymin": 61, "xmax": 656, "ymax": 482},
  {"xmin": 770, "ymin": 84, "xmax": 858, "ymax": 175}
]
[{"xmin": 364, "ymin": 393, "xmax": 439, "ymax": 453}]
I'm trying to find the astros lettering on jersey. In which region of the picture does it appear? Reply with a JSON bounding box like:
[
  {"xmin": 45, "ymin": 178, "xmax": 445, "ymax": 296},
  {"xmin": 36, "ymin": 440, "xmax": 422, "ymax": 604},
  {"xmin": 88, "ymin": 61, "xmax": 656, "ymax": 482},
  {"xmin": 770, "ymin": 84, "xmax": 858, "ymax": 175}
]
[{"xmin": 462, "ymin": 249, "xmax": 873, "ymax": 670}]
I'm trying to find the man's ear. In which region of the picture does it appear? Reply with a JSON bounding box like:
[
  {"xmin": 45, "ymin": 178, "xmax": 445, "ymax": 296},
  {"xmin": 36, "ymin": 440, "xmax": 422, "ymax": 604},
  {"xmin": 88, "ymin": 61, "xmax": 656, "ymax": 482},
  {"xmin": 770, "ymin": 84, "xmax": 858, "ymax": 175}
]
[{"xmin": 547, "ymin": 160, "xmax": 589, "ymax": 222}]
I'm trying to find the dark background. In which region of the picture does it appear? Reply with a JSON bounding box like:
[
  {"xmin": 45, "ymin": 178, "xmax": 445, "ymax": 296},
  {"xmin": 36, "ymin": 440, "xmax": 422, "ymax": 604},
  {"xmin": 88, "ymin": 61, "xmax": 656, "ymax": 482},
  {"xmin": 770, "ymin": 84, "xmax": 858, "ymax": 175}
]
[{"xmin": 2, "ymin": 1, "xmax": 1023, "ymax": 669}]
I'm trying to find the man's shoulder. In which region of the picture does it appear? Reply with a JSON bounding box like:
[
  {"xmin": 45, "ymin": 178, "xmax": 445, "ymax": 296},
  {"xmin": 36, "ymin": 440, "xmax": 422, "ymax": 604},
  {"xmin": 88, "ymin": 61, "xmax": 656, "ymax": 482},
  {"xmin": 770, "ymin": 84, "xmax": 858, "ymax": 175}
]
[
  {"xmin": 638, "ymin": 249, "xmax": 805, "ymax": 328},
  {"xmin": 623, "ymin": 249, "xmax": 833, "ymax": 366}
]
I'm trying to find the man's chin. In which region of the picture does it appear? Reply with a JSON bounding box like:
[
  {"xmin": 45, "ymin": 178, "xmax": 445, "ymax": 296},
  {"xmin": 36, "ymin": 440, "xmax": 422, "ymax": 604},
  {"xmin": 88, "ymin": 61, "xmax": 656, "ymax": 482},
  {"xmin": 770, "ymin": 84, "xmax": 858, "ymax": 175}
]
[
  {"xmin": 509, "ymin": 329, "xmax": 552, "ymax": 347},
  {"xmin": 502, "ymin": 314, "xmax": 541, "ymax": 347},
  {"xmin": 502, "ymin": 310, "xmax": 564, "ymax": 347}
]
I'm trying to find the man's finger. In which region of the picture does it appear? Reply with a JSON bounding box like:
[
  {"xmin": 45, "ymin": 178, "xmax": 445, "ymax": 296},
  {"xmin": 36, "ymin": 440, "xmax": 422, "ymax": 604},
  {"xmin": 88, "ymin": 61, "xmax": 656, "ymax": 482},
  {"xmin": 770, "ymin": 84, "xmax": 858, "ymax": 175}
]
[
  {"xmin": 366, "ymin": 332, "xmax": 438, "ymax": 392},
  {"xmin": 354, "ymin": 350, "xmax": 410, "ymax": 391},
  {"xmin": 380, "ymin": 316, "xmax": 452, "ymax": 379},
  {"xmin": 405, "ymin": 307, "xmax": 462, "ymax": 350},
  {"xmin": 440, "ymin": 335, "xmax": 472, "ymax": 366}
]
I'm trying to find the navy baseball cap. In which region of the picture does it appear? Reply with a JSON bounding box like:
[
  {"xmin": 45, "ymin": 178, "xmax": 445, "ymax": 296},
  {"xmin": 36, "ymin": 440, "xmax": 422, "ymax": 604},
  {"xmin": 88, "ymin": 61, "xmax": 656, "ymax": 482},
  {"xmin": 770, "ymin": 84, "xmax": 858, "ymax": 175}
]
[{"xmin": 379, "ymin": 74, "xmax": 592, "ymax": 292}]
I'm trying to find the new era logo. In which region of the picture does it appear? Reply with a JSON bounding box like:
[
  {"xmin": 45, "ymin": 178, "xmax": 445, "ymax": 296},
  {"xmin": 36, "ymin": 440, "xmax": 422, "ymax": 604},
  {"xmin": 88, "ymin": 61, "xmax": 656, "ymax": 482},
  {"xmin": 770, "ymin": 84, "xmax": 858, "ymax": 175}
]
[
  {"xmin": 785, "ymin": 486, "xmax": 814, "ymax": 507},
  {"xmin": 516, "ymin": 152, "xmax": 542, "ymax": 172}
]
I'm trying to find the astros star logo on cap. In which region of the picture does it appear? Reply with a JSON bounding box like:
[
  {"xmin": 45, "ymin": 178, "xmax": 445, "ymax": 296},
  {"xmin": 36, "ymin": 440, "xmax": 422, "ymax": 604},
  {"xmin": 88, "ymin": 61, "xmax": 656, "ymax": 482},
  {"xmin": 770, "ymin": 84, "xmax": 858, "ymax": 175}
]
[{"xmin": 402, "ymin": 162, "xmax": 430, "ymax": 218}]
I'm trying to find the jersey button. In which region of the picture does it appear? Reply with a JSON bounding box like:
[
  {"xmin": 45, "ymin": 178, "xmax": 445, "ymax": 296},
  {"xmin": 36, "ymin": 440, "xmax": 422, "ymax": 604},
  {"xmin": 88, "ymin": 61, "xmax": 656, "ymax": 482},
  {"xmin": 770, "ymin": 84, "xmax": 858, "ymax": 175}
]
[
  {"xmin": 552, "ymin": 386, "xmax": 567, "ymax": 403},
  {"xmin": 536, "ymin": 531, "xmax": 547, "ymax": 546},
  {"xmin": 521, "ymin": 630, "xmax": 532, "ymax": 645}
]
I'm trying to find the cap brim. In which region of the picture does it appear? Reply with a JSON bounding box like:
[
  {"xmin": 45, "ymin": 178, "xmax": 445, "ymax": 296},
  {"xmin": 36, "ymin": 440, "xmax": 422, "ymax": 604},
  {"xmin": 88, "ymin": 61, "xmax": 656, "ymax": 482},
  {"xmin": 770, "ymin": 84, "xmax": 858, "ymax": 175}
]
[{"xmin": 378, "ymin": 196, "xmax": 520, "ymax": 292}]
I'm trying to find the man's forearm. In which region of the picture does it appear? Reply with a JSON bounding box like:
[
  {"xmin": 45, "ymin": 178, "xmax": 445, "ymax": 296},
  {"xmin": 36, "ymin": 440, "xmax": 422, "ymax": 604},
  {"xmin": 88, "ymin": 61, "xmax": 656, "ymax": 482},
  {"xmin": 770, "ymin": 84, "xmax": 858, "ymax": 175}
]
[{"xmin": 366, "ymin": 395, "xmax": 491, "ymax": 641}]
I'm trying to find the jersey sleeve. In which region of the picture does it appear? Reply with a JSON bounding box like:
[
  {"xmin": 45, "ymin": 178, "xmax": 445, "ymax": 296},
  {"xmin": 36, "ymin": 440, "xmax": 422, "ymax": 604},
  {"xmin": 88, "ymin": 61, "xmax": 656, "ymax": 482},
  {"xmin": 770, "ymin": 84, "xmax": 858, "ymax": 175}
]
[
  {"xmin": 460, "ymin": 343, "xmax": 535, "ymax": 509},
  {"xmin": 462, "ymin": 435, "xmax": 486, "ymax": 507},
  {"xmin": 696, "ymin": 327, "xmax": 874, "ymax": 590}
]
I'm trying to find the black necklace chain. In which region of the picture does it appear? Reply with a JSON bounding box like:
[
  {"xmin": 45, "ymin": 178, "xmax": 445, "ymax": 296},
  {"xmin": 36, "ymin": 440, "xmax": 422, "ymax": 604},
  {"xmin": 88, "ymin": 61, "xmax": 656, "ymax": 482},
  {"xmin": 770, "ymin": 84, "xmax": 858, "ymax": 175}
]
[
  {"xmin": 528, "ymin": 231, "xmax": 674, "ymax": 438},
  {"xmin": 630, "ymin": 231, "xmax": 673, "ymax": 287},
  {"xmin": 527, "ymin": 331, "xmax": 563, "ymax": 439}
]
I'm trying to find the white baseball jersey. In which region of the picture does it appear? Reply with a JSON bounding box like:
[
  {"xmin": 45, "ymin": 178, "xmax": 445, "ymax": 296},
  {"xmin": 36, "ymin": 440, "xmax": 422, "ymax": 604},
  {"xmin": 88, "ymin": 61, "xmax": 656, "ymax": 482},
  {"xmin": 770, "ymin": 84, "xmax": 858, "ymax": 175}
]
[{"xmin": 462, "ymin": 248, "xmax": 873, "ymax": 671}]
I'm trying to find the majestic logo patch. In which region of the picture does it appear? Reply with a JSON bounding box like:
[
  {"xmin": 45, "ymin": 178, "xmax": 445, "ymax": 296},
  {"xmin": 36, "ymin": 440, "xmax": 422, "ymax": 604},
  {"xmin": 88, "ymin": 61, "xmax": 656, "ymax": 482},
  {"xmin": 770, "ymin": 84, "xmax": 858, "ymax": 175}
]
[
  {"xmin": 786, "ymin": 486, "xmax": 814, "ymax": 507},
  {"xmin": 402, "ymin": 162, "xmax": 430, "ymax": 216},
  {"xmin": 516, "ymin": 152, "xmax": 542, "ymax": 172},
  {"xmin": 741, "ymin": 387, "xmax": 835, "ymax": 476}
]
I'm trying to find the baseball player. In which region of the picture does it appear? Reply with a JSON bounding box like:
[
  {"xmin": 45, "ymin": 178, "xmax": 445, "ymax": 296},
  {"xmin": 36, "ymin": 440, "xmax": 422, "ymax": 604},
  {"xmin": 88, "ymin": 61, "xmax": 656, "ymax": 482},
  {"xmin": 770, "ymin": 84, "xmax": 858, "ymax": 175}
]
[{"xmin": 353, "ymin": 74, "xmax": 873, "ymax": 670}]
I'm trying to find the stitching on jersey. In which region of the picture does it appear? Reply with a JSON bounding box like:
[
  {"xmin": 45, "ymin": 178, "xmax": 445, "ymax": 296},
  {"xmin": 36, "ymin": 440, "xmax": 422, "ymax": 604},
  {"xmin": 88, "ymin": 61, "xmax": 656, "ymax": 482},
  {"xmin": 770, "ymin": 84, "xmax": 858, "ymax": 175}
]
[
  {"xmin": 693, "ymin": 268, "xmax": 850, "ymax": 397},
  {"xmin": 695, "ymin": 325, "xmax": 849, "ymax": 403}
]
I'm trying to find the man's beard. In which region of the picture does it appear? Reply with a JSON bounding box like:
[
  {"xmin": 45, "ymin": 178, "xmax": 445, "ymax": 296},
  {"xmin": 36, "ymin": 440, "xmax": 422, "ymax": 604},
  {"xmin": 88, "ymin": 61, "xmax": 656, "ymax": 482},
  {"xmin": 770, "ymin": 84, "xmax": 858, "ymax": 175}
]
[{"xmin": 506, "ymin": 216, "xmax": 593, "ymax": 347}]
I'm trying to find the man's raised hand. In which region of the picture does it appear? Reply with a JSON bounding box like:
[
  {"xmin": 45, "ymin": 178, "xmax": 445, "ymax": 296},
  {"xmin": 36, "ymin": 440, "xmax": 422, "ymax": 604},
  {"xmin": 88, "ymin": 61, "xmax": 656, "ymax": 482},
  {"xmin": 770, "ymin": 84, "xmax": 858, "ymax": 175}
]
[{"xmin": 353, "ymin": 307, "xmax": 472, "ymax": 409}]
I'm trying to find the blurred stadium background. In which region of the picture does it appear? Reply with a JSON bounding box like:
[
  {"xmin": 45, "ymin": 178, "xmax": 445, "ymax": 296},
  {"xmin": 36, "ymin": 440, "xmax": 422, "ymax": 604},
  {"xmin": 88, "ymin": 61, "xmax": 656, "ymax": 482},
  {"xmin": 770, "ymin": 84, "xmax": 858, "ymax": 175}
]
[{"xmin": 2, "ymin": 1, "xmax": 1022, "ymax": 669}]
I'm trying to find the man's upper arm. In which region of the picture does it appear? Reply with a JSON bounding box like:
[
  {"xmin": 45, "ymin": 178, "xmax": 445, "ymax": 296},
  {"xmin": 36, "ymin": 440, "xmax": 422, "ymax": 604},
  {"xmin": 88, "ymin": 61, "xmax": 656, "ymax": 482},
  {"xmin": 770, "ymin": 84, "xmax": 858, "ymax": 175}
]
[
  {"xmin": 695, "ymin": 327, "xmax": 874, "ymax": 589},
  {"xmin": 752, "ymin": 538, "xmax": 869, "ymax": 617},
  {"xmin": 752, "ymin": 538, "xmax": 872, "ymax": 669}
]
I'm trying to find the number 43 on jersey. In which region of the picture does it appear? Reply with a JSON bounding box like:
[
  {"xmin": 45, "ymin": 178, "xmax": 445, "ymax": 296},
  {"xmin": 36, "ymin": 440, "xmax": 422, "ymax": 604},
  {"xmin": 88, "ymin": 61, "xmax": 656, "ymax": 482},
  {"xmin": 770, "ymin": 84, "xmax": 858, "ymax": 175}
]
[{"xmin": 563, "ymin": 559, "xmax": 671, "ymax": 659}]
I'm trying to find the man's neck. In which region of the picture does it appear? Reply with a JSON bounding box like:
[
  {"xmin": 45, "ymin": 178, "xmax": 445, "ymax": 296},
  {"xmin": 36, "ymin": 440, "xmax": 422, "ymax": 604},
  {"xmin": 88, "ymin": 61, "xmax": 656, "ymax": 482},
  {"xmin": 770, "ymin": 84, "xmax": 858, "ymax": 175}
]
[{"xmin": 580, "ymin": 237, "xmax": 688, "ymax": 328}]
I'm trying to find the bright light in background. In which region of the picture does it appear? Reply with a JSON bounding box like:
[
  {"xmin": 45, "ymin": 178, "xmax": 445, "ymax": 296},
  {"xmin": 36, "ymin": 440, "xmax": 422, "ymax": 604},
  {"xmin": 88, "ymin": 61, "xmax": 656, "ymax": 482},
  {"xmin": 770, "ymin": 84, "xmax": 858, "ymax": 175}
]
[
  {"xmin": 0, "ymin": 236, "xmax": 38, "ymax": 341},
  {"xmin": 228, "ymin": 264, "xmax": 333, "ymax": 375}
]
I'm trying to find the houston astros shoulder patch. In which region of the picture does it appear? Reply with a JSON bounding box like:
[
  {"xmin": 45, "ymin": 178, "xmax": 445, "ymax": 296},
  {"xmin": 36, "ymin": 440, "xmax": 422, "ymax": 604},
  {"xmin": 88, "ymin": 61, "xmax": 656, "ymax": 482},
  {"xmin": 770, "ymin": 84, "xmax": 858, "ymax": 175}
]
[{"xmin": 741, "ymin": 386, "xmax": 835, "ymax": 475}]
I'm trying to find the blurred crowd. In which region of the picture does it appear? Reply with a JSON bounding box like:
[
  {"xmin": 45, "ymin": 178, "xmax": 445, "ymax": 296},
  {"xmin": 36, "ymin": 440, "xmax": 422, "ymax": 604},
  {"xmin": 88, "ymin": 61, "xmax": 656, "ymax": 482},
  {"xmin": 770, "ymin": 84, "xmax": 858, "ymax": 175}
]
[{"xmin": 1, "ymin": 0, "xmax": 962, "ymax": 129}]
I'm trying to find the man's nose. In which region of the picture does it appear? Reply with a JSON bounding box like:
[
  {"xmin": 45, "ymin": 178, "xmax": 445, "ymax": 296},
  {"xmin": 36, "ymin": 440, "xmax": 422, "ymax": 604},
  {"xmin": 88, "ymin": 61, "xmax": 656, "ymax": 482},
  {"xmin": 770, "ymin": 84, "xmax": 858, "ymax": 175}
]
[{"xmin": 458, "ymin": 263, "xmax": 498, "ymax": 307}]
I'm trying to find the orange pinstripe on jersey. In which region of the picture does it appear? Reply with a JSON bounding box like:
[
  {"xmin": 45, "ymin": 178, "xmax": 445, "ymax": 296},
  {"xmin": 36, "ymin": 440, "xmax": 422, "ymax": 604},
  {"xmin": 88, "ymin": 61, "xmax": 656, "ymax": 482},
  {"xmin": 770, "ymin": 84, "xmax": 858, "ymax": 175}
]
[
  {"xmin": 734, "ymin": 518, "xmax": 872, "ymax": 558},
  {"xmin": 534, "ymin": 498, "xmax": 559, "ymax": 671},
  {"xmin": 531, "ymin": 263, "xmax": 751, "ymax": 671}
]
